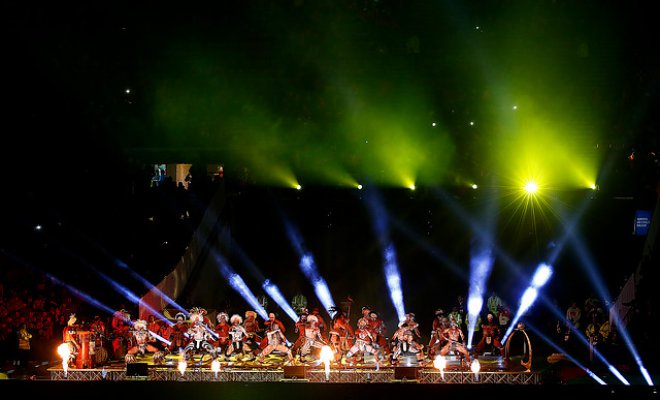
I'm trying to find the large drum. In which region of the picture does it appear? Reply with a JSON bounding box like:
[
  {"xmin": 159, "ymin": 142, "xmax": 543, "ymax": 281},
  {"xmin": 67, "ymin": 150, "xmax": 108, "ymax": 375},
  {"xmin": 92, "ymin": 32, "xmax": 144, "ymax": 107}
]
[
  {"xmin": 94, "ymin": 345, "xmax": 109, "ymax": 366},
  {"xmin": 112, "ymin": 334, "xmax": 127, "ymax": 360},
  {"xmin": 75, "ymin": 331, "xmax": 92, "ymax": 369}
]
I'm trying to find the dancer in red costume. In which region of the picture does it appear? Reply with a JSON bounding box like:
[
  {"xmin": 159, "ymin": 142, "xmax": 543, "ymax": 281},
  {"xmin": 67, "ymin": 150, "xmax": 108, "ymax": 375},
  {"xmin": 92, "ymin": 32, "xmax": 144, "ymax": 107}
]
[
  {"xmin": 328, "ymin": 306, "xmax": 354, "ymax": 361},
  {"xmin": 438, "ymin": 318, "xmax": 471, "ymax": 366},
  {"xmin": 257, "ymin": 323, "xmax": 294, "ymax": 364},
  {"xmin": 367, "ymin": 311, "xmax": 390, "ymax": 357},
  {"xmin": 213, "ymin": 312, "xmax": 231, "ymax": 357},
  {"xmin": 125, "ymin": 319, "xmax": 165, "ymax": 364},
  {"xmin": 474, "ymin": 313, "xmax": 504, "ymax": 357},
  {"xmin": 243, "ymin": 310, "xmax": 263, "ymax": 356},
  {"xmin": 342, "ymin": 318, "xmax": 378, "ymax": 365}
]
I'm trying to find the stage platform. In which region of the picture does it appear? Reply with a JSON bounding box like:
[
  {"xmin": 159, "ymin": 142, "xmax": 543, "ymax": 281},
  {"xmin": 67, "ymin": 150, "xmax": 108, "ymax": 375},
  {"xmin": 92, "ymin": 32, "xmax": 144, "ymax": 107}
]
[{"xmin": 47, "ymin": 354, "xmax": 542, "ymax": 384}]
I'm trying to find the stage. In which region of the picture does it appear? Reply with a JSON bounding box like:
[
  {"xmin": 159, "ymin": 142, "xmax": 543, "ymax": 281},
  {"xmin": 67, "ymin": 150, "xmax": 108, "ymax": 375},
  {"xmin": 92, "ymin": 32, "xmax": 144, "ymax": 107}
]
[
  {"xmin": 47, "ymin": 352, "xmax": 540, "ymax": 384},
  {"xmin": 47, "ymin": 365, "xmax": 542, "ymax": 384},
  {"xmin": 27, "ymin": 350, "xmax": 656, "ymax": 400}
]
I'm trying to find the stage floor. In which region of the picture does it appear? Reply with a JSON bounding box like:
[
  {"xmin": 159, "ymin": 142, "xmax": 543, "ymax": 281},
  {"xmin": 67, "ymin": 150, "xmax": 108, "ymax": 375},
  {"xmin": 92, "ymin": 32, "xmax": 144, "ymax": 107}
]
[{"xmin": 47, "ymin": 352, "xmax": 542, "ymax": 384}]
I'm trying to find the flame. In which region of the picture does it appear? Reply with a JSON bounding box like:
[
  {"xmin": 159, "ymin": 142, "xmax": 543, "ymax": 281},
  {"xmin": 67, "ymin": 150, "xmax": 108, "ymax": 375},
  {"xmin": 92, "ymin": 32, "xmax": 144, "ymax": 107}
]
[
  {"xmin": 58, "ymin": 343, "xmax": 71, "ymax": 375},
  {"xmin": 471, "ymin": 359, "xmax": 481, "ymax": 381},
  {"xmin": 470, "ymin": 359, "xmax": 481, "ymax": 373},
  {"xmin": 320, "ymin": 345, "xmax": 333, "ymax": 381},
  {"xmin": 433, "ymin": 355, "xmax": 447, "ymax": 370},
  {"xmin": 211, "ymin": 359, "xmax": 221, "ymax": 377},
  {"xmin": 433, "ymin": 355, "xmax": 447, "ymax": 380},
  {"xmin": 178, "ymin": 360, "xmax": 187, "ymax": 376}
]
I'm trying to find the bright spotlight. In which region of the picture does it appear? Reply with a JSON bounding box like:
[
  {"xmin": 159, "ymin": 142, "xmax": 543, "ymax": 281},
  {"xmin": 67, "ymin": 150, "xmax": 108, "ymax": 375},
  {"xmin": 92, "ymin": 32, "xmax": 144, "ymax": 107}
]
[
  {"xmin": 357, "ymin": 184, "xmax": 363, "ymax": 190},
  {"xmin": 409, "ymin": 184, "xmax": 416, "ymax": 191},
  {"xmin": 467, "ymin": 294, "xmax": 483, "ymax": 317},
  {"xmin": 531, "ymin": 263, "xmax": 553, "ymax": 288},
  {"xmin": 524, "ymin": 181, "xmax": 538, "ymax": 194},
  {"xmin": 384, "ymin": 244, "xmax": 406, "ymax": 323},
  {"xmin": 299, "ymin": 252, "xmax": 336, "ymax": 317},
  {"xmin": 590, "ymin": 183, "xmax": 598, "ymax": 190},
  {"xmin": 471, "ymin": 184, "xmax": 478, "ymax": 189},
  {"xmin": 262, "ymin": 279, "xmax": 299, "ymax": 322},
  {"xmin": 296, "ymin": 184, "xmax": 302, "ymax": 190}
]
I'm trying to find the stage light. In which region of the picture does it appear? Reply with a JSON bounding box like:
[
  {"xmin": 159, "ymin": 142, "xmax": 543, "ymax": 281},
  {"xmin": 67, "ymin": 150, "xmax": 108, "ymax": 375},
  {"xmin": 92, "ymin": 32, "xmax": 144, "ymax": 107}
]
[
  {"xmin": 226, "ymin": 271, "xmax": 268, "ymax": 320},
  {"xmin": 531, "ymin": 263, "xmax": 552, "ymax": 288},
  {"xmin": 466, "ymin": 293, "xmax": 483, "ymax": 350},
  {"xmin": 357, "ymin": 184, "xmax": 363, "ymax": 190},
  {"xmin": 466, "ymin": 243, "xmax": 494, "ymax": 349},
  {"xmin": 299, "ymin": 252, "xmax": 337, "ymax": 317},
  {"xmin": 503, "ymin": 263, "xmax": 553, "ymax": 343},
  {"xmin": 512, "ymin": 105, "xmax": 518, "ymax": 110},
  {"xmin": 296, "ymin": 184, "xmax": 302, "ymax": 190},
  {"xmin": 608, "ymin": 365, "xmax": 630, "ymax": 386},
  {"xmin": 432, "ymin": 122, "xmax": 437, "ymax": 127},
  {"xmin": 364, "ymin": 188, "xmax": 407, "ymax": 323},
  {"xmin": 409, "ymin": 184, "xmax": 416, "ymax": 190},
  {"xmin": 471, "ymin": 184, "xmax": 478, "ymax": 189},
  {"xmin": 283, "ymin": 218, "xmax": 337, "ymax": 317},
  {"xmin": 524, "ymin": 181, "xmax": 538, "ymax": 194},
  {"xmin": 262, "ymin": 279, "xmax": 299, "ymax": 322},
  {"xmin": 216, "ymin": 254, "xmax": 268, "ymax": 319},
  {"xmin": 384, "ymin": 244, "xmax": 406, "ymax": 323}
]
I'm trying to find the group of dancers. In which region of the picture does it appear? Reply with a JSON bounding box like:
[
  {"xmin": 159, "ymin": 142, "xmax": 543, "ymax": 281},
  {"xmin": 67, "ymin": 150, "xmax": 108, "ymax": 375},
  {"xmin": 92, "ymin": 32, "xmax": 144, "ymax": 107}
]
[{"xmin": 60, "ymin": 303, "xmax": 509, "ymax": 368}]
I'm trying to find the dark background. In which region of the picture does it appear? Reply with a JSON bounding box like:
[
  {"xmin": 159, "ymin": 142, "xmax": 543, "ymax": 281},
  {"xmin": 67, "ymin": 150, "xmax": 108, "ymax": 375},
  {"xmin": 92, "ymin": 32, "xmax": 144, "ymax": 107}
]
[{"xmin": 1, "ymin": 1, "xmax": 658, "ymax": 340}]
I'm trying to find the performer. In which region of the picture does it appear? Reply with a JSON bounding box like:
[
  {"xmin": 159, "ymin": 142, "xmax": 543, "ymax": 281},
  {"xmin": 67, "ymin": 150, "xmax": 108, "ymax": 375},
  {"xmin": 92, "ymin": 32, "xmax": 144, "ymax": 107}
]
[
  {"xmin": 448, "ymin": 306, "xmax": 463, "ymax": 331},
  {"xmin": 89, "ymin": 315, "xmax": 107, "ymax": 353},
  {"xmin": 474, "ymin": 313, "xmax": 504, "ymax": 357},
  {"xmin": 213, "ymin": 312, "xmax": 231, "ymax": 357},
  {"xmin": 243, "ymin": 310, "xmax": 263, "ymax": 355},
  {"xmin": 357, "ymin": 306, "xmax": 371, "ymax": 329},
  {"xmin": 403, "ymin": 313, "xmax": 422, "ymax": 340},
  {"xmin": 487, "ymin": 291, "xmax": 504, "ymax": 316},
  {"xmin": 226, "ymin": 314, "xmax": 250, "ymax": 359},
  {"xmin": 182, "ymin": 310, "xmax": 216, "ymax": 362},
  {"xmin": 264, "ymin": 312, "xmax": 286, "ymax": 334},
  {"xmin": 62, "ymin": 313, "xmax": 80, "ymax": 368},
  {"xmin": 125, "ymin": 319, "xmax": 165, "ymax": 364},
  {"xmin": 257, "ymin": 323, "xmax": 294, "ymax": 364},
  {"xmin": 328, "ymin": 306, "xmax": 354, "ymax": 361},
  {"xmin": 566, "ymin": 301, "xmax": 582, "ymax": 330},
  {"xmin": 291, "ymin": 312, "xmax": 308, "ymax": 358},
  {"xmin": 390, "ymin": 313, "xmax": 420, "ymax": 358},
  {"xmin": 300, "ymin": 314, "xmax": 326, "ymax": 362},
  {"xmin": 438, "ymin": 318, "xmax": 470, "ymax": 366},
  {"xmin": 310, "ymin": 308, "xmax": 328, "ymax": 340},
  {"xmin": 497, "ymin": 305, "xmax": 512, "ymax": 331},
  {"xmin": 343, "ymin": 318, "xmax": 378, "ymax": 365},
  {"xmin": 429, "ymin": 309, "xmax": 448, "ymax": 356},
  {"xmin": 167, "ymin": 312, "xmax": 189, "ymax": 354},
  {"xmin": 391, "ymin": 329, "xmax": 425, "ymax": 366},
  {"xmin": 367, "ymin": 311, "xmax": 390, "ymax": 357},
  {"xmin": 110, "ymin": 308, "xmax": 131, "ymax": 359}
]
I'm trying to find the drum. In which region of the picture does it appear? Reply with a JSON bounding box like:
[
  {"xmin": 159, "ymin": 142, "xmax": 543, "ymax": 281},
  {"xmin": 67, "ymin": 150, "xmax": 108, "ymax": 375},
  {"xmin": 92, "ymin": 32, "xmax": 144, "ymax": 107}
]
[
  {"xmin": 94, "ymin": 346, "xmax": 109, "ymax": 365},
  {"xmin": 113, "ymin": 335, "xmax": 127, "ymax": 360},
  {"xmin": 76, "ymin": 331, "xmax": 92, "ymax": 369}
]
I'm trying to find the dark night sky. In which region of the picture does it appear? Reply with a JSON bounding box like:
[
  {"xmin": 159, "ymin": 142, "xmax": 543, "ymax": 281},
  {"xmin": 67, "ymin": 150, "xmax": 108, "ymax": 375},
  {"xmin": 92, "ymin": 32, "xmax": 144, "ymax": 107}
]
[{"xmin": 1, "ymin": 1, "xmax": 658, "ymax": 330}]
